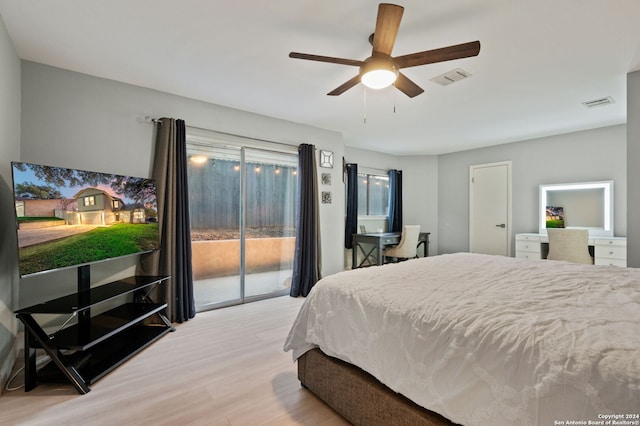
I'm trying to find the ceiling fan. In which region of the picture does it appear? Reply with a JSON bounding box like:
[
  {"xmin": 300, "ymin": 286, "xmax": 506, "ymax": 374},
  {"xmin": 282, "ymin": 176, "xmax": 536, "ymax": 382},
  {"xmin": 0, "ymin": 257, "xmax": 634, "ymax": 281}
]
[{"xmin": 289, "ymin": 3, "xmax": 480, "ymax": 98}]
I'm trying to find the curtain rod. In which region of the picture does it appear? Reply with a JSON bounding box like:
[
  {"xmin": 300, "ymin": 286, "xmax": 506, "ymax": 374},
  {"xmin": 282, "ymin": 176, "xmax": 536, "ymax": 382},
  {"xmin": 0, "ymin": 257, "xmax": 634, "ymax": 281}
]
[
  {"xmin": 144, "ymin": 117, "xmax": 315, "ymax": 151},
  {"xmin": 185, "ymin": 124, "xmax": 302, "ymax": 151},
  {"xmin": 359, "ymin": 165, "xmax": 389, "ymax": 174},
  {"xmin": 344, "ymin": 158, "xmax": 389, "ymax": 174},
  {"xmin": 138, "ymin": 116, "xmax": 162, "ymax": 125}
]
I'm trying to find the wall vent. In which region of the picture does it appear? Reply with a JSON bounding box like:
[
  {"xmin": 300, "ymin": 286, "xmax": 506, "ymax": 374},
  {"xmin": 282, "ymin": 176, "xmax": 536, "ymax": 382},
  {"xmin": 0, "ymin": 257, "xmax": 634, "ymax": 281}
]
[
  {"xmin": 430, "ymin": 68, "xmax": 471, "ymax": 86},
  {"xmin": 582, "ymin": 96, "xmax": 615, "ymax": 108}
]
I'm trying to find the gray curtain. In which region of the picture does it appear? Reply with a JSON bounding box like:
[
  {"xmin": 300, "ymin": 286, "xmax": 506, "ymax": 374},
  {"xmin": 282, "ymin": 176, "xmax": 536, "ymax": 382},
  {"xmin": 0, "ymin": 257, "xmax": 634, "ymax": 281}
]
[
  {"xmin": 290, "ymin": 143, "xmax": 321, "ymax": 297},
  {"xmin": 139, "ymin": 118, "xmax": 195, "ymax": 323}
]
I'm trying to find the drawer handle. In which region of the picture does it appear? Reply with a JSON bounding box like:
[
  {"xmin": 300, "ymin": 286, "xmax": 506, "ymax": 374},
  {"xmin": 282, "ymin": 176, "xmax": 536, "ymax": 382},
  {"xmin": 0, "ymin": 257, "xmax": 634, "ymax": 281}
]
[{"xmin": 609, "ymin": 251, "xmax": 614, "ymax": 255}]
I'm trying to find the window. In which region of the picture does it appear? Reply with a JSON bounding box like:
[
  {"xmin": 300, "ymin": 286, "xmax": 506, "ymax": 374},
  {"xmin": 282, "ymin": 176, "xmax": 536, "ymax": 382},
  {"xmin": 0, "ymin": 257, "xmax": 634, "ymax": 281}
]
[
  {"xmin": 83, "ymin": 196, "xmax": 95, "ymax": 206},
  {"xmin": 186, "ymin": 128, "xmax": 298, "ymax": 311},
  {"xmin": 113, "ymin": 200, "xmax": 120, "ymax": 209},
  {"xmin": 357, "ymin": 173, "xmax": 389, "ymax": 216}
]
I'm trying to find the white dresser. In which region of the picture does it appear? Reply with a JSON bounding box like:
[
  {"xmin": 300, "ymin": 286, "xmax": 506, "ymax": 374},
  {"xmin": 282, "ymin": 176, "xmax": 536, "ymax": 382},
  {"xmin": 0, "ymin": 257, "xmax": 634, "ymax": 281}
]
[{"xmin": 515, "ymin": 233, "xmax": 627, "ymax": 267}]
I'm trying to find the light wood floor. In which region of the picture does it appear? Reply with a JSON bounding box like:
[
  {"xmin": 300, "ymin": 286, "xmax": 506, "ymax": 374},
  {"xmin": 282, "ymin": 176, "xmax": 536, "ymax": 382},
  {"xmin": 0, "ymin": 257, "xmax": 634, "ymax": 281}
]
[{"xmin": 0, "ymin": 296, "xmax": 349, "ymax": 426}]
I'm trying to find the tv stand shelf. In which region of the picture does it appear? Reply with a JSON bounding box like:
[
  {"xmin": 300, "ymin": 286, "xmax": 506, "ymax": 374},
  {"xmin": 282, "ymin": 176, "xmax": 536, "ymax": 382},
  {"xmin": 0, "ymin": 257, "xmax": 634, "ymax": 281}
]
[{"xmin": 15, "ymin": 275, "xmax": 173, "ymax": 394}]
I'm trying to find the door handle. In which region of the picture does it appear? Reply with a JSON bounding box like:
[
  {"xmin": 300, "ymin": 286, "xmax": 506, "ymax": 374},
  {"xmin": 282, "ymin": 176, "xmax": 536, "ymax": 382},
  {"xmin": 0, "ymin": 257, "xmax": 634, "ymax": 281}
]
[{"xmin": 495, "ymin": 224, "xmax": 506, "ymax": 228}]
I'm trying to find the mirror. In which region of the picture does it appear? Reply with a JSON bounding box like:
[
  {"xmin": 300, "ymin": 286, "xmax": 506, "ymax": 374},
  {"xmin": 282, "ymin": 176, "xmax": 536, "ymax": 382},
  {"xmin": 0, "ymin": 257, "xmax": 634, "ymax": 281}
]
[{"xmin": 539, "ymin": 181, "xmax": 613, "ymax": 237}]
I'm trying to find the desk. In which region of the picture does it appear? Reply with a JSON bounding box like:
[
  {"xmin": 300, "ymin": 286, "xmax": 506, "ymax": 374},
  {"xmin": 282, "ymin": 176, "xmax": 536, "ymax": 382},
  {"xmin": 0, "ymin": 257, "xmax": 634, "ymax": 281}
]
[
  {"xmin": 352, "ymin": 232, "xmax": 430, "ymax": 269},
  {"xmin": 515, "ymin": 233, "xmax": 627, "ymax": 267}
]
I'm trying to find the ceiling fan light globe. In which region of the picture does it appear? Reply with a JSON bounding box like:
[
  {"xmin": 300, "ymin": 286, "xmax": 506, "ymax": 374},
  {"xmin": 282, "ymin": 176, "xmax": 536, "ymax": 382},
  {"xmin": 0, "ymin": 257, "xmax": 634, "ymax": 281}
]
[{"xmin": 361, "ymin": 69, "xmax": 397, "ymax": 89}]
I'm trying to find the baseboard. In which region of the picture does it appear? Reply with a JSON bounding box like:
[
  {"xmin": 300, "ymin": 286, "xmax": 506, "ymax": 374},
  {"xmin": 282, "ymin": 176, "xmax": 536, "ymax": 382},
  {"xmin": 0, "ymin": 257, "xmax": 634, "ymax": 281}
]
[{"xmin": 0, "ymin": 332, "xmax": 22, "ymax": 396}]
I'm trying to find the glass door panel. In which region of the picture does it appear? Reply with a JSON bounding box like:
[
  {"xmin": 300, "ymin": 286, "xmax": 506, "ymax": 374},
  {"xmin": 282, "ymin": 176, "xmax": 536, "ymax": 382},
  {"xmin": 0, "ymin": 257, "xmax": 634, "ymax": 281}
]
[
  {"xmin": 244, "ymin": 148, "xmax": 297, "ymax": 298},
  {"xmin": 187, "ymin": 144, "xmax": 242, "ymax": 310}
]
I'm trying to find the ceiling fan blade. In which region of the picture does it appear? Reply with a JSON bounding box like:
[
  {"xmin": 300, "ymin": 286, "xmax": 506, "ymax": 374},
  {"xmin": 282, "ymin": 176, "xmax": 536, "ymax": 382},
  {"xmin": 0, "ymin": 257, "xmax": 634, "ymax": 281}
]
[
  {"xmin": 327, "ymin": 75, "xmax": 361, "ymax": 96},
  {"xmin": 372, "ymin": 3, "xmax": 404, "ymax": 56},
  {"xmin": 289, "ymin": 52, "xmax": 364, "ymax": 67},
  {"xmin": 394, "ymin": 41, "xmax": 481, "ymax": 69},
  {"xmin": 394, "ymin": 73, "xmax": 424, "ymax": 98}
]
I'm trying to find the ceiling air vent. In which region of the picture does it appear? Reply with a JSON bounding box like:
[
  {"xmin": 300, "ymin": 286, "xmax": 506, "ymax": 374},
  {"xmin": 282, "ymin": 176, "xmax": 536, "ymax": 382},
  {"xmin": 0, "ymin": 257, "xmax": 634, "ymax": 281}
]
[
  {"xmin": 582, "ymin": 96, "xmax": 615, "ymax": 108},
  {"xmin": 430, "ymin": 68, "xmax": 471, "ymax": 86}
]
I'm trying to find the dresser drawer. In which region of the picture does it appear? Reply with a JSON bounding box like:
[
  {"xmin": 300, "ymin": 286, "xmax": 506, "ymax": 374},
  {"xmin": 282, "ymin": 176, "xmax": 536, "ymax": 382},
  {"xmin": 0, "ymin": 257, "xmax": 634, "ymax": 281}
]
[
  {"xmin": 594, "ymin": 258, "xmax": 627, "ymax": 267},
  {"xmin": 516, "ymin": 234, "xmax": 542, "ymax": 242},
  {"xmin": 594, "ymin": 245, "xmax": 626, "ymax": 260},
  {"xmin": 594, "ymin": 238, "xmax": 626, "ymax": 247},
  {"xmin": 515, "ymin": 240, "xmax": 541, "ymax": 254},
  {"xmin": 515, "ymin": 251, "xmax": 541, "ymax": 260}
]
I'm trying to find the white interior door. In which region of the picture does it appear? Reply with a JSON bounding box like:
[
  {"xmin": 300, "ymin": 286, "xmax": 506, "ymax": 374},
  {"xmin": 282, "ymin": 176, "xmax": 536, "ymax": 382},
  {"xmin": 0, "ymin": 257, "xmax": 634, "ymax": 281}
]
[{"xmin": 469, "ymin": 161, "xmax": 511, "ymax": 256}]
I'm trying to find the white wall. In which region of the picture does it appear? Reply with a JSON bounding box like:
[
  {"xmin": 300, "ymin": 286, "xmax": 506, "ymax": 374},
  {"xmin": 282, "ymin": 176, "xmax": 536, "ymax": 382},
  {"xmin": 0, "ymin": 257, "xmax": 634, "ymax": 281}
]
[
  {"xmin": 399, "ymin": 155, "xmax": 439, "ymax": 255},
  {"xmin": 628, "ymin": 70, "xmax": 640, "ymax": 267},
  {"xmin": 0, "ymin": 13, "xmax": 21, "ymax": 392},
  {"xmin": 19, "ymin": 61, "xmax": 345, "ymax": 307},
  {"xmin": 438, "ymin": 124, "xmax": 627, "ymax": 255}
]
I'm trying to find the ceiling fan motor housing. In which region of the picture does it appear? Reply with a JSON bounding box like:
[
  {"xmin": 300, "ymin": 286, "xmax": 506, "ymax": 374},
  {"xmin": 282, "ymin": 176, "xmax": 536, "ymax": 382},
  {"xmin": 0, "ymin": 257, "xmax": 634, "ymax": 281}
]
[
  {"xmin": 360, "ymin": 55, "xmax": 398, "ymax": 77},
  {"xmin": 360, "ymin": 55, "xmax": 399, "ymax": 89}
]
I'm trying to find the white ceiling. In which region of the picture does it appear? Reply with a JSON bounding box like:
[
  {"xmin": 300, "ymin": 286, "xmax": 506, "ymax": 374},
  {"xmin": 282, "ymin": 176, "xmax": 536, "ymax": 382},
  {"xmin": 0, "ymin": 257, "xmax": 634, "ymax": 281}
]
[{"xmin": 1, "ymin": 0, "xmax": 639, "ymax": 155}]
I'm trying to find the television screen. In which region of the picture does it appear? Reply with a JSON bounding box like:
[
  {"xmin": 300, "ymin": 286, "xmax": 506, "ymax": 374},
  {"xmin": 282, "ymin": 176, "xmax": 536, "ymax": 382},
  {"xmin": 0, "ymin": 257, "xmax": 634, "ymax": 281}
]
[{"xmin": 11, "ymin": 161, "xmax": 160, "ymax": 277}]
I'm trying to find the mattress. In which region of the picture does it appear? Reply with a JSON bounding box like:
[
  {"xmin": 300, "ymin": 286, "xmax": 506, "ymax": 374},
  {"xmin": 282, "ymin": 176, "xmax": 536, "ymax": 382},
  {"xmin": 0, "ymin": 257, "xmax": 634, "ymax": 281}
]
[{"xmin": 284, "ymin": 253, "xmax": 640, "ymax": 426}]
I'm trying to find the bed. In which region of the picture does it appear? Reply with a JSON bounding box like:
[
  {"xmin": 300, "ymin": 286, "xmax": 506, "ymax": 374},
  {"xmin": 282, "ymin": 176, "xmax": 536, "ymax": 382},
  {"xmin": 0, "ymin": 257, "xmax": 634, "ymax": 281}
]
[{"xmin": 284, "ymin": 253, "xmax": 640, "ymax": 426}]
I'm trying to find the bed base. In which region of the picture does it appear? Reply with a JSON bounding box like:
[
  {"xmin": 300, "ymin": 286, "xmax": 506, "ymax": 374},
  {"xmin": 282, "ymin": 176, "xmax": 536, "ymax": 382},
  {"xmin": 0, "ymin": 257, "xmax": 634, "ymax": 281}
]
[{"xmin": 297, "ymin": 348, "xmax": 457, "ymax": 426}]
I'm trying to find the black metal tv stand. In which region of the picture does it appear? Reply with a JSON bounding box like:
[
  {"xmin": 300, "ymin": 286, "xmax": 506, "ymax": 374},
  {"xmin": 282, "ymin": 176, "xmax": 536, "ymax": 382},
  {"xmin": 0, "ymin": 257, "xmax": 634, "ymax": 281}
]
[{"xmin": 15, "ymin": 265, "xmax": 173, "ymax": 394}]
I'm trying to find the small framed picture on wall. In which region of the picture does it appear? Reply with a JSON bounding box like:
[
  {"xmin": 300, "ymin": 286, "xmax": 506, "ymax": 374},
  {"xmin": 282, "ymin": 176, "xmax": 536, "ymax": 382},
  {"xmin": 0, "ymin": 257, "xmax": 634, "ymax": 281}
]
[
  {"xmin": 321, "ymin": 173, "xmax": 332, "ymax": 185},
  {"xmin": 320, "ymin": 150, "xmax": 334, "ymax": 168}
]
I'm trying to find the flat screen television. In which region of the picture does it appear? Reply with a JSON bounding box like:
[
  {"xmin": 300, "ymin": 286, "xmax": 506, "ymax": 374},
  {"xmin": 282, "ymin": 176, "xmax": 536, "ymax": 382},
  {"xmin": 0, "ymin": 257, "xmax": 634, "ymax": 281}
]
[{"xmin": 11, "ymin": 161, "xmax": 160, "ymax": 279}]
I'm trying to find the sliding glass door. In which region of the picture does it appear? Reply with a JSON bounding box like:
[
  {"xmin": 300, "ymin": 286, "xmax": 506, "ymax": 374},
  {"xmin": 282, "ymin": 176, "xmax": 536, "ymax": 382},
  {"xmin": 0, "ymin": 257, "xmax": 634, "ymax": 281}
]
[
  {"xmin": 186, "ymin": 140, "xmax": 297, "ymax": 311},
  {"xmin": 188, "ymin": 145, "xmax": 242, "ymax": 309},
  {"xmin": 244, "ymin": 148, "xmax": 297, "ymax": 299}
]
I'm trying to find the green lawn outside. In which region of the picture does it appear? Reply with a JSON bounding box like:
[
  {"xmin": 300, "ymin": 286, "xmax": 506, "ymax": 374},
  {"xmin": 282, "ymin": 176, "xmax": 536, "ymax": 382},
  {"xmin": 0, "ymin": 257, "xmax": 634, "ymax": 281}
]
[
  {"xmin": 19, "ymin": 222, "xmax": 159, "ymax": 276},
  {"xmin": 546, "ymin": 220, "xmax": 565, "ymax": 228}
]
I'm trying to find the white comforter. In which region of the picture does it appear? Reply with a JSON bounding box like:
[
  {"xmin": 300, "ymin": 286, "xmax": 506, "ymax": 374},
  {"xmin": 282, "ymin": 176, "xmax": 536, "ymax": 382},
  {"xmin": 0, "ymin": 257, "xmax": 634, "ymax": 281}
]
[{"xmin": 284, "ymin": 253, "xmax": 640, "ymax": 426}]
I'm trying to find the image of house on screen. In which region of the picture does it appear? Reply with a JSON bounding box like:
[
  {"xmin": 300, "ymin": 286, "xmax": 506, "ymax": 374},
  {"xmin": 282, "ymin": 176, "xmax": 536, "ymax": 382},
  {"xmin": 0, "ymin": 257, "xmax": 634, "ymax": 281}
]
[{"xmin": 69, "ymin": 187, "xmax": 146, "ymax": 225}]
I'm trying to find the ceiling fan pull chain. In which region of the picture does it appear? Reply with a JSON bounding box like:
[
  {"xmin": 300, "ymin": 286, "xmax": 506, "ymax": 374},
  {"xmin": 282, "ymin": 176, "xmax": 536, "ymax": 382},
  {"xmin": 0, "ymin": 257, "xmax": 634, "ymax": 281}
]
[
  {"xmin": 363, "ymin": 87, "xmax": 367, "ymax": 124},
  {"xmin": 393, "ymin": 85, "xmax": 397, "ymax": 114}
]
